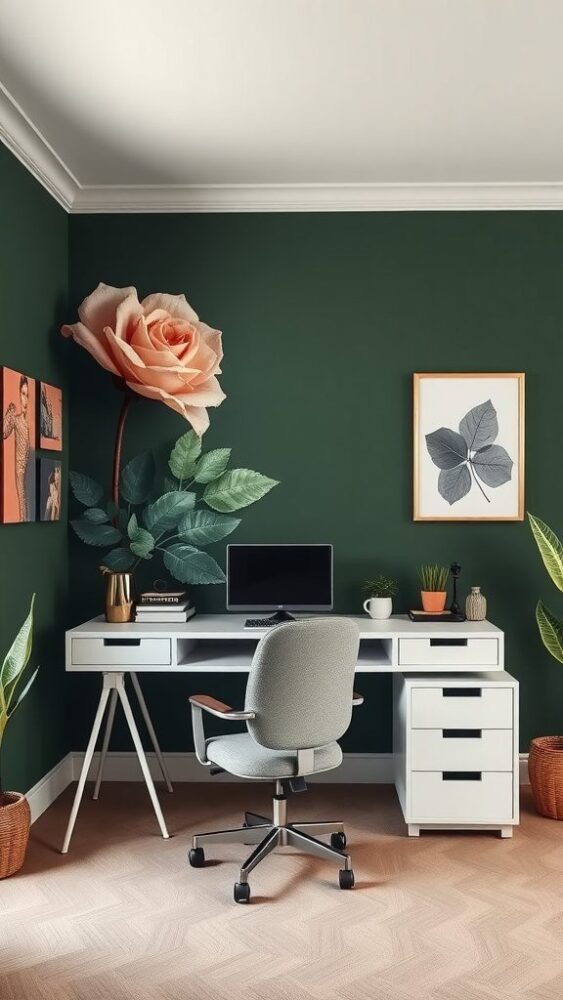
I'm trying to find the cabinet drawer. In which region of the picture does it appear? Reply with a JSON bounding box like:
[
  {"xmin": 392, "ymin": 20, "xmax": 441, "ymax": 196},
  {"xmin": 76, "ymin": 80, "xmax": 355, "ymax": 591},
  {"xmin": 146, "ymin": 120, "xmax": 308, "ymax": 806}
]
[
  {"xmin": 411, "ymin": 686, "xmax": 512, "ymax": 729},
  {"xmin": 71, "ymin": 637, "xmax": 172, "ymax": 666},
  {"xmin": 410, "ymin": 771, "xmax": 514, "ymax": 821},
  {"xmin": 398, "ymin": 637, "xmax": 499, "ymax": 668},
  {"xmin": 411, "ymin": 728, "xmax": 513, "ymax": 771}
]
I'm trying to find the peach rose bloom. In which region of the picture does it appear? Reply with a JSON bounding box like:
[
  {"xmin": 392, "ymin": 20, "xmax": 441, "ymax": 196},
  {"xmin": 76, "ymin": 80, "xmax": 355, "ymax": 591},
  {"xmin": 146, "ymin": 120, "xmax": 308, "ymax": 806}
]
[{"xmin": 61, "ymin": 283, "xmax": 225, "ymax": 435}]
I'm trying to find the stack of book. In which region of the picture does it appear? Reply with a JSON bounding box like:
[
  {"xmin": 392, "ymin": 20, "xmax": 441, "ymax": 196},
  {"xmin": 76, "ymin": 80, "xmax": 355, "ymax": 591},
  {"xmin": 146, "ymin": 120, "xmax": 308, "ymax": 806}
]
[{"xmin": 135, "ymin": 591, "xmax": 195, "ymax": 623}]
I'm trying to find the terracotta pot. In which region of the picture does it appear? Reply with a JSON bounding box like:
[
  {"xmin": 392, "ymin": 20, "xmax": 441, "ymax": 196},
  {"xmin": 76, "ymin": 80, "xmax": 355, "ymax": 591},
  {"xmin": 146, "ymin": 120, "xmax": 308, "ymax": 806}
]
[
  {"xmin": 529, "ymin": 736, "xmax": 563, "ymax": 820},
  {"xmin": 0, "ymin": 791, "xmax": 31, "ymax": 878},
  {"xmin": 421, "ymin": 591, "xmax": 447, "ymax": 613}
]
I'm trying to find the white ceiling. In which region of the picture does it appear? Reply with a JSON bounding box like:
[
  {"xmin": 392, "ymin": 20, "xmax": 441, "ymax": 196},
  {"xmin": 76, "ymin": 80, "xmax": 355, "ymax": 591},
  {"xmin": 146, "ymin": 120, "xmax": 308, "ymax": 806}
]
[{"xmin": 1, "ymin": 0, "xmax": 563, "ymax": 211}]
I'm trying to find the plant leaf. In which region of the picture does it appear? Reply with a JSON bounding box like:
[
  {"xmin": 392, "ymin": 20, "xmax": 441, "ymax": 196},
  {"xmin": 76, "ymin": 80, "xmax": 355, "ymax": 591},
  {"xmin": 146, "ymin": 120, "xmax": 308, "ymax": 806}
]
[
  {"xmin": 71, "ymin": 520, "xmax": 123, "ymax": 547},
  {"xmin": 143, "ymin": 491, "xmax": 196, "ymax": 536},
  {"xmin": 163, "ymin": 544, "xmax": 226, "ymax": 584},
  {"xmin": 194, "ymin": 448, "xmax": 231, "ymax": 484},
  {"xmin": 472, "ymin": 445, "xmax": 513, "ymax": 488},
  {"xmin": 437, "ymin": 464, "xmax": 471, "ymax": 505},
  {"xmin": 127, "ymin": 514, "xmax": 155, "ymax": 558},
  {"xmin": 203, "ymin": 469, "xmax": 279, "ymax": 513},
  {"xmin": 425, "ymin": 429, "xmax": 467, "ymax": 470},
  {"xmin": 164, "ymin": 475, "xmax": 179, "ymax": 493},
  {"xmin": 8, "ymin": 667, "xmax": 39, "ymax": 719},
  {"xmin": 69, "ymin": 471, "xmax": 103, "ymax": 508},
  {"xmin": 120, "ymin": 451, "xmax": 155, "ymax": 505},
  {"xmin": 1, "ymin": 595, "xmax": 34, "ymax": 692},
  {"xmin": 168, "ymin": 431, "xmax": 202, "ymax": 480},
  {"xmin": 101, "ymin": 547, "xmax": 136, "ymax": 571},
  {"xmin": 536, "ymin": 601, "xmax": 563, "ymax": 663},
  {"xmin": 83, "ymin": 507, "xmax": 109, "ymax": 524},
  {"xmin": 178, "ymin": 509, "xmax": 240, "ymax": 546},
  {"xmin": 528, "ymin": 513, "xmax": 563, "ymax": 592},
  {"xmin": 459, "ymin": 399, "xmax": 498, "ymax": 452}
]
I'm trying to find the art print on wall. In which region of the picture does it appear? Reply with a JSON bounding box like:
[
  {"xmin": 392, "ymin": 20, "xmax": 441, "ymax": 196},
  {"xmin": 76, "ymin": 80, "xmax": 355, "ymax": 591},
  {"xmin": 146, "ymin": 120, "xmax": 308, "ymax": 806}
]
[
  {"xmin": 39, "ymin": 382, "xmax": 63, "ymax": 451},
  {"xmin": 413, "ymin": 373, "xmax": 525, "ymax": 521},
  {"xmin": 1, "ymin": 367, "xmax": 36, "ymax": 523},
  {"xmin": 39, "ymin": 457, "xmax": 62, "ymax": 521}
]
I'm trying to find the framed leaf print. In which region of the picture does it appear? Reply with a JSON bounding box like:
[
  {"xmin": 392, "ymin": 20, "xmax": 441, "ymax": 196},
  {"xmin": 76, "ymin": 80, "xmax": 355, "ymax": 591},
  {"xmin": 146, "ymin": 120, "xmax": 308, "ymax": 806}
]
[{"xmin": 413, "ymin": 373, "xmax": 525, "ymax": 521}]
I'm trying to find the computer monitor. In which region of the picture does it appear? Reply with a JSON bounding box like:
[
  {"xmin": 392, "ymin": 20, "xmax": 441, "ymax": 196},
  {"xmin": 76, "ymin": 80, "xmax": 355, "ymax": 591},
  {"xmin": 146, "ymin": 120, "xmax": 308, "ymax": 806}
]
[{"xmin": 226, "ymin": 544, "xmax": 333, "ymax": 617}]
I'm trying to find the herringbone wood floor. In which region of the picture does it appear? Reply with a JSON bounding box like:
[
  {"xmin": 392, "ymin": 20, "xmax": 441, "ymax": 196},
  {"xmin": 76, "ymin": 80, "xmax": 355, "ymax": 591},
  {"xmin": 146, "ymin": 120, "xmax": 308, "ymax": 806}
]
[{"xmin": 1, "ymin": 783, "xmax": 562, "ymax": 1000}]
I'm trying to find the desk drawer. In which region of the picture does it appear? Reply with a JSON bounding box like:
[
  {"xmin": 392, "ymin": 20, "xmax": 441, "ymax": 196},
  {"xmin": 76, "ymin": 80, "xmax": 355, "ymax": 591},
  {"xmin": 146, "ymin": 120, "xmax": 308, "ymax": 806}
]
[
  {"xmin": 410, "ymin": 771, "xmax": 513, "ymax": 821},
  {"xmin": 398, "ymin": 637, "xmax": 499, "ymax": 668},
  {"xmin": 411, "ymin": 728, "xmax": 513, "ymax": 771},
  {"xmin": 71, "ymin": 637, "xmax": 172, "ymax": 666},
  {"xmin": 411, "ymin": 686, "xmax": 512, "ymax": 729}
]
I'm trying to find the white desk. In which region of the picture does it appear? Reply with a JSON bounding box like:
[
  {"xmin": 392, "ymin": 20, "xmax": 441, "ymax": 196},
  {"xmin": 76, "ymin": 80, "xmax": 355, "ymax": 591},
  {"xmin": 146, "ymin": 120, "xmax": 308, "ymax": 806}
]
[{"xmin": 63, "ymin": 614, "xmax": 518, "ymax": 851}]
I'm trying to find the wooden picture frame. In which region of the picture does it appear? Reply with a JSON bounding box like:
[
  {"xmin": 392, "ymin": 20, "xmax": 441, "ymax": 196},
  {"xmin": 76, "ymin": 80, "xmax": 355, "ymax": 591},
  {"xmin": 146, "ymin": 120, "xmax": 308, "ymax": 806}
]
[
  {"xmin": 39, "ymin": 381, "xmax": 63, "ymax": 451},
  {"xmin": 1, "ymin": 366, "xmax": 37, "ymax": 523},
  {"xmin": 413, "ymin": 372, "xmax": 525, "ymax": 522}
]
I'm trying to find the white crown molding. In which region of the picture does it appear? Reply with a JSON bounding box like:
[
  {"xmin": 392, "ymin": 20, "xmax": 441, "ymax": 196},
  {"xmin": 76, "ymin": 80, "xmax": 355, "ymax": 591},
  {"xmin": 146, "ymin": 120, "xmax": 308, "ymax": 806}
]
[{"xmin": 0, "ymin": 83, "xmax": 79, "ymax": 212}]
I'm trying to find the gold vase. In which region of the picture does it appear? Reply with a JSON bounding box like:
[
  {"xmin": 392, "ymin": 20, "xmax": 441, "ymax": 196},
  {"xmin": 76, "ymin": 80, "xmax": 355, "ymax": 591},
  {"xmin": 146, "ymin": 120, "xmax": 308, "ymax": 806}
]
[{"xmin": 103, "ymin": 570, "xmax": 135, "ymax": 623}]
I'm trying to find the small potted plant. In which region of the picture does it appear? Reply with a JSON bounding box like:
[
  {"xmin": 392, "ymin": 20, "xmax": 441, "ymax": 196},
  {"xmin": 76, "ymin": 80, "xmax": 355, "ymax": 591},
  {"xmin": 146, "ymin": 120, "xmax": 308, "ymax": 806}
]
[
  {"xmin": 418, "ymin": 565, "xmax": 449, "ymax": 613},
  {"xmin": 0, "ymin": 596, "xmax": 38, "ymax": 878},
  {"xmin": 362, "ymin": 575, "xmax": 398, "ymax": 620}
]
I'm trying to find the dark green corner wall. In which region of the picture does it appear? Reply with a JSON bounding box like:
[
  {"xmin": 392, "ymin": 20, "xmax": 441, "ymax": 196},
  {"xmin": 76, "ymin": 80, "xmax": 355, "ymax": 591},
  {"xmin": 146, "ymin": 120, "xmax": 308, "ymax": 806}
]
[
  {"xmin": 0, "ymin": 144, "xmax": 69, "ymax": 791},
  {"xmin": 68, "ymin": 212, "xmax": 563, "ymax": 754}
]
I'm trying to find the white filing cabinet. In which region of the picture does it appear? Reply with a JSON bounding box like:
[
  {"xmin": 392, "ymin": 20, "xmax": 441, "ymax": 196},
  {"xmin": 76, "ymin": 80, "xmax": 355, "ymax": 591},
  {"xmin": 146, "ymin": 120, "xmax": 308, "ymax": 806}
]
[{"xmin": 393, "ymin": 671, "xmax": 519, "ymax": 837}]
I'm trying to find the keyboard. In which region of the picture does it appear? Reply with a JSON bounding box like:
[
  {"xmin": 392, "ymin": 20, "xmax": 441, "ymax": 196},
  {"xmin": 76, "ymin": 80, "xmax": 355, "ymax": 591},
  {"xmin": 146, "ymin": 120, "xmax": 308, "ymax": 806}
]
[{"xmin": 244, "ymin": 617, "xmax": 280, "ymax": 628}]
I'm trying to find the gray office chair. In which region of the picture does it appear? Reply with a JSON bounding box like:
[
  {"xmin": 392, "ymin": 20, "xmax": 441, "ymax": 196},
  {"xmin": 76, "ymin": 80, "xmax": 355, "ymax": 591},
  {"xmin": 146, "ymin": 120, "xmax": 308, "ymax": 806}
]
[{"xmin": 188, "ymin": 617, "xmax": 362, "ymax": 903}]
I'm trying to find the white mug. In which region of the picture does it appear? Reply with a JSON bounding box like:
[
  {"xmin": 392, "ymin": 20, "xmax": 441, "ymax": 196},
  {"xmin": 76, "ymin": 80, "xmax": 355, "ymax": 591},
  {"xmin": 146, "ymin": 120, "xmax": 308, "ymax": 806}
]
[{"xmin": 363, "ymin": 597, "xmax": 392, "ymax": 620}]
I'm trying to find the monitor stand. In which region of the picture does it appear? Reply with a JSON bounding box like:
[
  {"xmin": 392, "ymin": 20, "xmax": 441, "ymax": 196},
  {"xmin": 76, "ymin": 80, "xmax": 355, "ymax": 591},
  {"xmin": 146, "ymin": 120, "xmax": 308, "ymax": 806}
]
[{"xmin": 266, "ymin": 610, "xmax": 296, "ymax": 623}]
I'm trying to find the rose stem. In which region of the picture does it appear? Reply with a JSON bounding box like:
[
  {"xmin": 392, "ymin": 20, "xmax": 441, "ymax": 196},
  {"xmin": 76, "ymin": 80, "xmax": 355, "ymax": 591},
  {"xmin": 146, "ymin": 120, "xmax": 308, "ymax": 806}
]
[{"xmin": 112, "ymin": 391, "xmax": 134, "ymax": 524}]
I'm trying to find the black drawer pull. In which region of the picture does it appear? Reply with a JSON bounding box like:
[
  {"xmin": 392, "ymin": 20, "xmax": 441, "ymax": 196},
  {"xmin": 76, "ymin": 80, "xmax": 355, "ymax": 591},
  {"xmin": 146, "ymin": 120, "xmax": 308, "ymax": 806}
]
[
  {"xmin": 103, "ymin": 638, "xmax": 141, "ymax": 647},
  {"xmin": 442, "ymin": 771, "xmax": 482, "ymax": 781},
  {"xmin": 442, "ymin": 729, "xmax": 482, "ymax": 739},
  {"xmin": 430, "ymin": 638, "xmax": 468, "ymax": 647},
  {"xmin": 442, "ymin": 687, "xmax": 481, "ymax": 698}
]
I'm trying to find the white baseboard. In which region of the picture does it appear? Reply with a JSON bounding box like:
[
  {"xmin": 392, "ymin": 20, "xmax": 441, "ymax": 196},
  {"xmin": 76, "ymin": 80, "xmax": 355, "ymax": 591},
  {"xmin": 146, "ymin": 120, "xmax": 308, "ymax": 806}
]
[{"xmin": 27, "ymin": 752, "xmax": 531, "ymax": 823}]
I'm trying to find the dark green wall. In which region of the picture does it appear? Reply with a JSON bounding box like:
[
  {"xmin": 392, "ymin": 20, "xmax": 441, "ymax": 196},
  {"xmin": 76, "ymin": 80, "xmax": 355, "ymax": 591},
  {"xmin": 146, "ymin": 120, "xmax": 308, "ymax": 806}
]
[
  {"xmin": 68, "ymin": 212, "xmax": 563, "ymax": 754},
  {"xmin": 0, "ymin": 144, "xmax": 69, "ymax": 791}
]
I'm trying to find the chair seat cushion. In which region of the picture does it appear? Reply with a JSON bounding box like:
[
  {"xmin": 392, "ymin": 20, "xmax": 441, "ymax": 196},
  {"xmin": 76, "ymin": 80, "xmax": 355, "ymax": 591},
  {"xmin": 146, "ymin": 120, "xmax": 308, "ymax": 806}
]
[{"xmin": 205, "ymin": 733, "xmax": 342, "ymax": 779}]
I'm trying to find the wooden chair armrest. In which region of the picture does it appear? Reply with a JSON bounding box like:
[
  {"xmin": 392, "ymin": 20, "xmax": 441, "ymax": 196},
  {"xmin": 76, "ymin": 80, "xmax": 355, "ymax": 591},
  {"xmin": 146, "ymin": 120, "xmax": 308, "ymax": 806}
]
[
  {"xmin": 189, "ymin": 694, "xmax": 256, "ymax": 720},
  {"xmin": 352, "ymin": 691, "xmax": 364, "ymax": 706}
]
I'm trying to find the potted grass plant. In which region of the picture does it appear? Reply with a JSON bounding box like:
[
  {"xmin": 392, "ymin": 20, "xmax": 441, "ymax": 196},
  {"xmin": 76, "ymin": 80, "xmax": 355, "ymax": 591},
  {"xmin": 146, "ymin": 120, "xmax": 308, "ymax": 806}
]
[
  {"xmin": 362, "ymin": 575, "xmax": 398, "ymax": 620},
  {"xmin": 0, "ymin": 596, "xmax": 38, "ymax": 878},
  {"xmin": 418, "ymin": 565, "xmax": 449, "ymax": 613}
]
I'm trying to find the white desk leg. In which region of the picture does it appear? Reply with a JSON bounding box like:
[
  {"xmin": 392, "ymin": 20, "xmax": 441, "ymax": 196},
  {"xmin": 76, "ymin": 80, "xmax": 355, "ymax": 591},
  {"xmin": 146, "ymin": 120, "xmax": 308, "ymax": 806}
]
[
  {"xmin": 61, "ymin": 678, "xmax": 111, "ymax": 854},
  {"xmin": 92, "ymin": 687, "xmax": 118, "ymax": 801},
  {"xmin": 130, "ymin": 672, "xmax": 173, "ymax": 793},
  {"xmin": 116, "ymin": 675, "xmax": 170, "ymax": 840}
]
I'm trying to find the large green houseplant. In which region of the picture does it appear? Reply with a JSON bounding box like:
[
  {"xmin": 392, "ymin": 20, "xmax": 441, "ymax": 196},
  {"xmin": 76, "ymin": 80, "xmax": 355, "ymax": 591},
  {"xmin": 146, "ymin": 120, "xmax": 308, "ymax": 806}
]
[{"xmin": 0, "ymin": 596, "xmax": 38, "ymax": 877}]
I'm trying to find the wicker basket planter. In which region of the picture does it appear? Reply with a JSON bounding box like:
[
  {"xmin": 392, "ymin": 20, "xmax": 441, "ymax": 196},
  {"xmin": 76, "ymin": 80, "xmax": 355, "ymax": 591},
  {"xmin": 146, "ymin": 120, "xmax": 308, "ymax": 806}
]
[
  {"xmin": 529, "ymin": 737, "xmax": 563, "ymax": 820},
  {"xmin": 0, "ymin": 792, "xmax": 31, "ymax": 878}
]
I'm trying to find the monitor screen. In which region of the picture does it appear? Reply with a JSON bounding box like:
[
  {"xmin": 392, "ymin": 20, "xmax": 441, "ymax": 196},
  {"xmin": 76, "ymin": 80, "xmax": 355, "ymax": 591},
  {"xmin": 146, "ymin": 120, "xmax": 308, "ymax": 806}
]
[{"xmin": 226, "ymin": 544, "xmax": 333, "ymax": 610}]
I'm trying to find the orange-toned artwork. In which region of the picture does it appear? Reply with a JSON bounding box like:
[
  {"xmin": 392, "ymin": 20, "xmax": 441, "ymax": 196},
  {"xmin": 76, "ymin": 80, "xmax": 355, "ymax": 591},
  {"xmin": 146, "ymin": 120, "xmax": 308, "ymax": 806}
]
[
  {"xmin": 39, "ymin": 381, "xmax": 63, "ymax": 451},
  {"xmin": 1, "ymin": 367, "xmax": 36, "ymax": 523}
]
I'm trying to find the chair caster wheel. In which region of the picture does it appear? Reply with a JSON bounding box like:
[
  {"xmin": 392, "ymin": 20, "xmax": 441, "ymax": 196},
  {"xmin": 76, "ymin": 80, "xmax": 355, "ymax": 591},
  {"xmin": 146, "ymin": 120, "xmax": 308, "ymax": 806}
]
[
  {"xmin": 234, "ymin": 881, "xmax": 251, "ymax": 903},
  {"xmin": 339, "ymin": 868, "xmax": 355, "ymax": 889},
  {"xmin": 331, "ymin": 832, "xmax": 347, "ymax": 850},
  {"xmin": 188, "ymin": 847, "xmax": 205, "ymax": 868}
]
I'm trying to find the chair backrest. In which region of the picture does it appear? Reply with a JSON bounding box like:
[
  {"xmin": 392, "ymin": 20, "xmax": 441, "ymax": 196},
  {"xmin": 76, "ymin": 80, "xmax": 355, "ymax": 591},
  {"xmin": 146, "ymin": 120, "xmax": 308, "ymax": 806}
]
[{"xmin": 244, "ymin": 617, "xmax": 360, "ymax": 751}]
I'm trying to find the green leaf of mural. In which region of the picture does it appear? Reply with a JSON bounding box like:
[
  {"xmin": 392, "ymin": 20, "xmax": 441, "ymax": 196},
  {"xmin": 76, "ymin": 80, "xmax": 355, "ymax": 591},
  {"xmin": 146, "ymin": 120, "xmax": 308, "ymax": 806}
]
[
  {"xmin": 143, "ymin": 491, "xmax": 196, "ymax": 536},
  {"xmin": 528, "ymin": 513, "xmax": 563, "ymax": 592},
  {"xmin": 69, "ymin": 471, "xmax": 103, "ymax": 508},
  {"xmin": 178, "ymin": 509, "xmax": 240, "ymax": 546},
  {"xmin": 163, "ymin": 544, "xmax": 226, "ymax": 584},
  {"xmin": 472, "ymin": 445, "xmax": 513, "ymax": 488},
  {"xmin": 83, "ymin": 507, "xmax": 109, "ymax": 524},
  {"xmin": 425, "ymin": 429, "xmax": 467, "ymax": 470},
  {"xmin": 203, "ymin": 469, "xmax": 279, "ymax": 512},
  {"xmin": 459, "ymin": 399, "xmax": 498, "ymax": 452},
  {"xmin": 164, "ymin": 476, "xmax": 179, "ymax": 493},
  {"xmin": 536, "ymin": 601, "xmax": 563, "ymax": 664},
  {"xmin": 168, "ymin": 431, "xmax": 202, "ymax": 480},
  {"xmin": 120, "ymin": 452, "xmax": 155, "ymax": 505},
  {"xmin": 0, "ymin": 595, "xmax": 34, "ymax": 692},
  {"xmin": 127, "ymin": 514, "xmax": 155, "ymax": 558},
  {"xmin": 437, "ymin": 464, "xmax": 471, "ymax": 505},
  {"xmin": 194, "ymin": 449, "xmax": 231, "ymax": 484},
  {"xmin": 101, "ymin": 546, "xmax": 136, "ymax": 571},
  {"xmin": 71, "ymin": 520, "xmax": 122, "ymax": 547}
]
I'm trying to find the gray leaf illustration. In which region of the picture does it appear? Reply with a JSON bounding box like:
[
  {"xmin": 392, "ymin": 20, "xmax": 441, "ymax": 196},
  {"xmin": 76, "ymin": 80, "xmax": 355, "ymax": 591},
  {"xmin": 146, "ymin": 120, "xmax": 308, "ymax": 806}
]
[
  {"xmin": 472, "ymin": 445, "xmax": 513, "ymax": 487},
  {"xmin": 459, "ymin": 399, "xmax": 498, "ymax": 452},
  {"xmin": 425, "ymin": 428, "xmax": 467, "ymax": 470},
  {"xmin": 438, "ymin": 464, "xmax": 472, "ymax": 505}
]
